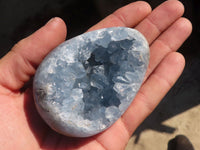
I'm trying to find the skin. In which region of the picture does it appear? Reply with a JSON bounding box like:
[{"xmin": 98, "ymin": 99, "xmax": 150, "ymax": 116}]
[{"xmin": 0, "ymin": 1, "xmax": 192, "ymax": 150}]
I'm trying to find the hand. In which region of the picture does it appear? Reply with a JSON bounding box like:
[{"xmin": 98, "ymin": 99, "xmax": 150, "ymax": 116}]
[{"xmin": 0, "ymin": 1, "xmax": 192, "ymax": 149}]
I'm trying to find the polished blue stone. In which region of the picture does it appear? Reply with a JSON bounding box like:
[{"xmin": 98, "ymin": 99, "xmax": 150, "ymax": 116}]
[{"xmin": 33, "ymin": 27, "xmax": 149, "ymax": 137}]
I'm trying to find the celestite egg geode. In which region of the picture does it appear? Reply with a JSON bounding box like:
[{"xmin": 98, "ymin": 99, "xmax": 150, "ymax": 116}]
[{"xmin": 33, "ymin": 27, "xmax": 149, "ymax": 137}]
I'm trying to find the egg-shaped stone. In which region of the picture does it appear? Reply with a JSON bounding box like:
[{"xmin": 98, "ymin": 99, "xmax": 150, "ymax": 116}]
[{"xmin": 33, "ymin": 27, "xmax": 149, "ymax": 137}]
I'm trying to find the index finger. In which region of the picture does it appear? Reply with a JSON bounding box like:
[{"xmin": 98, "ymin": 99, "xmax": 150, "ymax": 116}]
[{"xmin": 88, "ymin": 1, "xmax": 152, "ymax": 31}]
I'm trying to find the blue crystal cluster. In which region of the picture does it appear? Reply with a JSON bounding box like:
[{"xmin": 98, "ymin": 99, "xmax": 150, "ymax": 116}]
[{"xmin": 33, "ymin": 27, "xmax": 149, "ymax": 137}]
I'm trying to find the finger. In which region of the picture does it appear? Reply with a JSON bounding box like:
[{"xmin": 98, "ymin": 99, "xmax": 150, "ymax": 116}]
[
  {"xmin": 135, "ymin": 0, "xmax": 184, "ymax": 44},
  {"xmin": 95, "ymin": 52, "xmax": 185, "ymax": 150},
  {"xmin": 0, "ymin": 17, "xmax": 67, "ymax": 92},
  {"xmin": 88, "ymin": 1, "xmax": 152, "ymax": 31},
  {"xmin": 145, "ymin": 17, "xmax": 192, "ymax": 79},
  {"xmin": 122, "ymin": 52, "xmax": 185, "ymax": 136}
]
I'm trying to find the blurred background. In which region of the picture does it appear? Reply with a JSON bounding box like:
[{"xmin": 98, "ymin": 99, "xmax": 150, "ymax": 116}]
[{"xmin": 0, "ymin": 0, "xmax": 200, "ymax": 149}]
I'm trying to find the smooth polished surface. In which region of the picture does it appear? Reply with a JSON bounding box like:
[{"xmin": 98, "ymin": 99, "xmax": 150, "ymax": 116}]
[{"xmin": 33, "ymin": 27, "xmax": 149, "ymax": 137}]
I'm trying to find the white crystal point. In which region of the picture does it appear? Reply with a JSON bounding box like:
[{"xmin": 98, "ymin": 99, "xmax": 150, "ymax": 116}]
[{"xmin": 33, "ymin": 27, "xmax": 149, "ymax": 137}]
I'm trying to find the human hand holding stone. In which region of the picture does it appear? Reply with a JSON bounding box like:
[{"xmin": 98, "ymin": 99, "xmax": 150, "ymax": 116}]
[{"xmin": 0, "ymin": 1, "xmax": 192, "ymax": 149}]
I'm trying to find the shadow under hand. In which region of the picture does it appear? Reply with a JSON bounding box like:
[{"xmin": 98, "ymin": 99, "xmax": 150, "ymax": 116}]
[{"xmin": 132, "ymin": 56, "xmax": 200, "ymax": 143}]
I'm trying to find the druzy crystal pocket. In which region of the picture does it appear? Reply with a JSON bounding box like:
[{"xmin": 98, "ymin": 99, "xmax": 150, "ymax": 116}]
[{"xmin": 33, "ymin": 27, "xmax": 149, "ymax": 137}]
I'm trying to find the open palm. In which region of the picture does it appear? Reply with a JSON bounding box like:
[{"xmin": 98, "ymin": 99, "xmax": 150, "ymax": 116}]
[{"xmin": 0, "ymin": 1, "xmax": 192, "ymax": 150}]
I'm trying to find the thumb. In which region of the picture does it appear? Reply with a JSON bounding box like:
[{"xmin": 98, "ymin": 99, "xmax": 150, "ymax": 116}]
[{"xmin": 0, "ymin": 17, "xmax": 67, "ymax": 93}]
